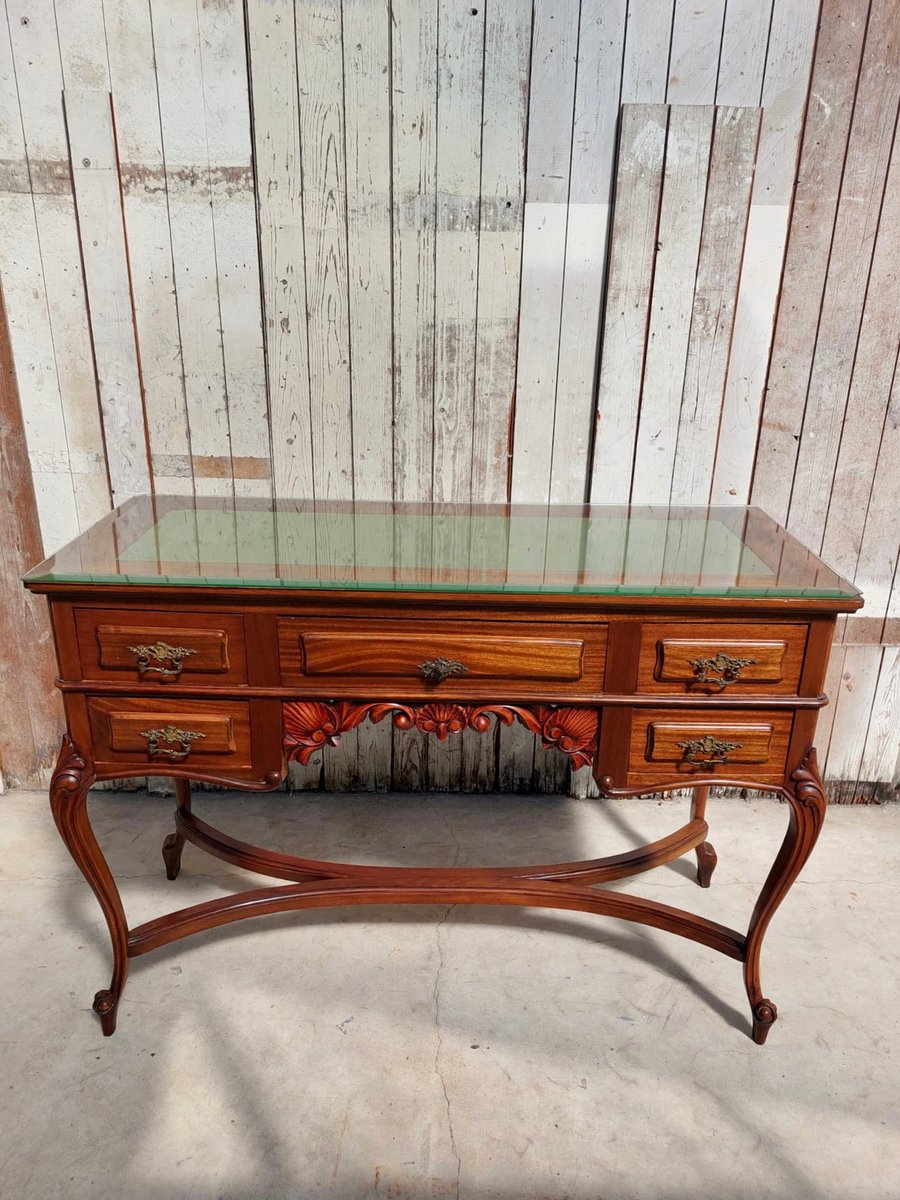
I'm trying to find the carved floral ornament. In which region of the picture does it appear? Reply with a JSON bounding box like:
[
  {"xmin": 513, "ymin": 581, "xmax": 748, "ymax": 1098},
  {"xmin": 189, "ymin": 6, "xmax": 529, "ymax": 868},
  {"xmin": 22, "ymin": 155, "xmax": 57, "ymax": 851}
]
[{"xmin": 282, "ymin": 700, "xmax": 599, "ymax": 769}]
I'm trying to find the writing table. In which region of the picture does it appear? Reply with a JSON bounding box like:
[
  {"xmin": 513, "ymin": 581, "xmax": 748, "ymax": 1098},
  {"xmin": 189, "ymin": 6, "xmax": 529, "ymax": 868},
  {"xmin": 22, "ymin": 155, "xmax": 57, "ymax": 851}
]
[{"xmin": 24, "ymin": 498, "xmax": 862, "ymax": 1042}]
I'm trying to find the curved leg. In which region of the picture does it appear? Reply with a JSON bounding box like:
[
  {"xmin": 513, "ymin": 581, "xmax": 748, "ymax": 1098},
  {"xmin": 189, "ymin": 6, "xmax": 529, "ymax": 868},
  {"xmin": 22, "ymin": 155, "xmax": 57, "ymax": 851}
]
[
  {"xmin": 744, "ymin": 749, "xmax": 826, "ymax": 1044},
  {"xmin": 50, "ymin": 736, "xmax": 129, "ymax": 1036},
  {"xmin": 162, "ymin": 777, "xmax": 191, "ymax": 880},
  {"xmin": 690, "ymin": 784, "xmax": 717, "ymax": 888}
]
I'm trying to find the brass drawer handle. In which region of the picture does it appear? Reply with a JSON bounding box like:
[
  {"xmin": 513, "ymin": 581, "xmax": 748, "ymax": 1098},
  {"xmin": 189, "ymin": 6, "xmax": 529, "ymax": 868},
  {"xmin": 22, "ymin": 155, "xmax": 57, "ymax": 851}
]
[
  {"xmin": 140, "ymin": 725, "xmax": 206, "ymax": 760},
  {"xmin": 129, "ymin": 641, "xmax": 197, "ymax": 679},
  {"xmin": 688, "ymin": 652, "xmax": 756, "ymax": 689},
  {"xmin": 418, "ymin": 656, "xmax": 467, "ymax": 684},
  {"xmin": 676, "ymin": 735, "xmax": 742, "ymax": 768}
]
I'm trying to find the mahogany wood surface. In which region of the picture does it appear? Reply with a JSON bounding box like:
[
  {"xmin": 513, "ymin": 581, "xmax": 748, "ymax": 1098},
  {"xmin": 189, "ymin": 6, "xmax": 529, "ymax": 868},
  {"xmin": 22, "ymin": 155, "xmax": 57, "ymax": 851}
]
[{"xmin": 29, "ymin": 538, "xmax": 859, "ymax": 1045}]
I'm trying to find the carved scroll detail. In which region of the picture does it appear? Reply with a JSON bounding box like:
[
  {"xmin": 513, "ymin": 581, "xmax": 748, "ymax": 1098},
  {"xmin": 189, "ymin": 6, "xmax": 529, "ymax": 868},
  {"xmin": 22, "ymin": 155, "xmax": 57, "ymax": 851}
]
[{"xmin": 283, "ymin": 701, "xmax": 598, "ymax": 769}]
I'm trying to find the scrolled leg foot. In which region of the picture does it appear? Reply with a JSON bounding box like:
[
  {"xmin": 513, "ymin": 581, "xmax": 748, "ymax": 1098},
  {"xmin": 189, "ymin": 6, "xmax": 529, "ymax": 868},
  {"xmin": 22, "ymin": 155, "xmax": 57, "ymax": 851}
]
[
  {"xmin": 696, "ymin": 840, "xmax": 717, "ymax": 888},
  {"xmin": 744, "ymin": 748, "xmax": 826, "ymax": 1047},
  {"xmin": 93, "ymin": 989, "xmax": 122, "ymax": 1037},
  {"xmin": 751, "ymin": 998, "xmax": 778, "ymax": 1045},
  {"xmin": 162, "ymin": 832, "xmax": 185, "ymax": 881},
  {"xmin": 50, "ymin": 736, "xmax": 129, "ymax": 1034}
]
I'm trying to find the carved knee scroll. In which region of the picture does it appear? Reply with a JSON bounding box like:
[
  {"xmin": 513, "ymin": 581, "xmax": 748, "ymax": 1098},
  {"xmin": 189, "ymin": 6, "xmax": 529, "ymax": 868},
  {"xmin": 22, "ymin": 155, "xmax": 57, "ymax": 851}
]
[
  {"xmin": 744, "ymin": 748, "xmax": 826, "ymax": 1045},
  {"xmin": 50, "ymin": 736, "xmax": 129, "ymax": 1036}
]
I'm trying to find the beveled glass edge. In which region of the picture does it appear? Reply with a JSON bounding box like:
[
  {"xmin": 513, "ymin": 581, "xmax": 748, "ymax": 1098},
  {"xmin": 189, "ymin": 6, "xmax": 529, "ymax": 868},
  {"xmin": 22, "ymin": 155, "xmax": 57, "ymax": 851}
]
[{"xmin": 21, "ymin": 493, "xmax": 864, "ymax": 601}]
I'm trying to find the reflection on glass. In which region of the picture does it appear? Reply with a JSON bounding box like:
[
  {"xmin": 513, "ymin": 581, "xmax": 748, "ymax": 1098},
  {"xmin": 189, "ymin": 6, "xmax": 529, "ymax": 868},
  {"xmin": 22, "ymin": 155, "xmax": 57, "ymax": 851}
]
[{"xmin": 24, "ymin": 495, "xmax": 861, "ymax": 600}]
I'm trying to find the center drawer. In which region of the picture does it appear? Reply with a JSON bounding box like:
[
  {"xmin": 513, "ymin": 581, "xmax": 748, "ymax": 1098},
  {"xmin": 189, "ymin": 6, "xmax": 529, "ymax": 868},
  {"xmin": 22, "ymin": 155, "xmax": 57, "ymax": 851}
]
[{"xmin": 277, "ymin": 618, "xmax": 607, "ymax": 699}]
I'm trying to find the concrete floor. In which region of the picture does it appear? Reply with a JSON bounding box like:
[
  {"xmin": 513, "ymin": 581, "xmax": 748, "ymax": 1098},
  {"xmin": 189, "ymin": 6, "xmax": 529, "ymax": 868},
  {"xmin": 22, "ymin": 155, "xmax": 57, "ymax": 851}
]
[{"xmin": 0, "ymin": 786, "xmax": 898, "ymax": 1200}]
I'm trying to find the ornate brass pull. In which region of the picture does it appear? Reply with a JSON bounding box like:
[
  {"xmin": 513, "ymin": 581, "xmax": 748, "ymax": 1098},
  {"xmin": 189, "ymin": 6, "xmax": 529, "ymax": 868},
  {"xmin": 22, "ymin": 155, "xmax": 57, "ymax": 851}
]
[
  {"xmin": 688, "ymin": 652, "xmax": 756, "ymax": 689},
  {"xmin": 418, "ymin": 656, "xmax": 467, "ymax": 684},
  {"xmin": 140, "ymin": 725, "xmax": 206, "ymax": 760},
  {"xmin": 676, "ymin": 734, "xmax": 742, "ymax": 768},
  {"xmin": 129, "ymin": 641, "xmax": 197, "ymax": 679}
]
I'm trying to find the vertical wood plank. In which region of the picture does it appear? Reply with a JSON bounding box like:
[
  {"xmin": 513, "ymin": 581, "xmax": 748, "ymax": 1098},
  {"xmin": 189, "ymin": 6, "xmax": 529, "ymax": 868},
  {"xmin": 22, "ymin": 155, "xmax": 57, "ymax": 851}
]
[
  {"xmin": 152, "ymin": 0, "xmax": 234, "ymax": 497},
  {"xmin": 820, "ymin": 132, "xmax": 900, "ymax": 581},
  {"xmin": 104, "ymin": 0, "xmax": 194, "ymax": 497},
  {"xmin": 715, "ymin": 0, "xmax": 774, "ymax": 106},
  {"xmin": 246, "ymin": 0, "xmax": 315, "ymax": 501},
  {"xmin": 670, "ymin": 105, "xmax": 760, "ymax": 505},
  {"xmin": 667, "ymin": 0, "xmax": 727, "ymax": 105},
  {"xmin": 342, "ymin": 0, "xmax": 394, "ymax": 790},
  {"xmin": 589, "ymin": 104, "xmax": 666, "ymax": 503},
  {"xmin": 751, "ymin": 0, "xmax": 869, "ymax": 523},
  {"xmin": 6, "ymin": 0, "xmax": 111, "ymax": 537},
  {"xmin": 711, "ymin": 0, "xmax": 819, "ymax": 504},
  {"xmin": 510, "ymin": 0, "xmax": 579, "ymax": 503},
  {"xmin": 550, "ymin": 0, "xmax": 627, "ymax": 503},
  {"xmin": 64, "ymin": 90, "xmax": 152, "ymax": 505},
  {"xmin": 390, "ymin": 0, "xmax": 438, "ymax": 788},
  {"xmin": 825, "ymin": 643, "xmax": 882, "ymax": 801},
  {"xmin": 470, "ymin": 0, "xmax": 530, "ymax": 503},
  {"xmin": 621, "ymin": 0, "xmax": 675, "ymax": 103},
  {"xmin": 859, "ymin": 646, "xmax": 900, "ymax": 787},
  {"xmin": 0, "ymin": 278, "xmax": 60, "ymax": 786},
  {"xmin": 296, "ymin": 0, "xmax": 353, "ymax": 507},
  {"xmin": 197, "ymin": 0, "xmax": 270, "ymax": 500},
  {"xmin": 787, "ymin": 3, "xmax": 900, "ymax": 549},
  {"xmin": 631, "ymin": 105, "xmax": 714, "ymax": 504}
]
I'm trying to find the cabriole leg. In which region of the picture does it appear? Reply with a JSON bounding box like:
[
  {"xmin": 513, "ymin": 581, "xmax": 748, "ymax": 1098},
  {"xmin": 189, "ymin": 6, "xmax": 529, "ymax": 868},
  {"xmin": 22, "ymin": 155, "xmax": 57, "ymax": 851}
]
[
  {"xmin": 49, "ymin": 736, "xmax": 129, "ymax": 1036},
  {"xmin": 744, "ymin": 749, "xmax": 826, "ymax": 1044},
  {"xmin": 690, "ymin": 784, "xmax": 717, "ymax": 888},
  {"xmin": 162, "ymin": 777, "xmax": 191, "ymax": 880}
]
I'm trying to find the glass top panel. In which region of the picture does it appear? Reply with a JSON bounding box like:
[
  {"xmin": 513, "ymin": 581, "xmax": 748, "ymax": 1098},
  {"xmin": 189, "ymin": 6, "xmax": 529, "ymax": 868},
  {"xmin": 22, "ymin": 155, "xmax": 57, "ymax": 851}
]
[{"xmin": 23, "ymin": 496, "xmax": 861, "ymax": 600}]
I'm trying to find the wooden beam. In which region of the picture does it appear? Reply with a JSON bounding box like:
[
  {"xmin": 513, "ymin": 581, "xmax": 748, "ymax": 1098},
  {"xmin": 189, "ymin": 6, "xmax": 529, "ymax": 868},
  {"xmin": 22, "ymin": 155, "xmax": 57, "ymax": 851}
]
[{"xmin": 0, "ymin": 279, "xmax": 61, "ymax": 786}]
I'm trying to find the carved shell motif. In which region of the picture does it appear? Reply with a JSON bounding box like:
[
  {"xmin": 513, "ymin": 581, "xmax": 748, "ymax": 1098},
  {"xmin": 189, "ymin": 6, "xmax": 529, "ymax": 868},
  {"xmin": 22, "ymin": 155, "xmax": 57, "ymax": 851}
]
[
  {"xmin": 413, "ymin": 703, "xmax": 469, "ymax": 740},
  {"xmin": 536, "ymin": 707, "xmax": 598, "ymax": 770}
]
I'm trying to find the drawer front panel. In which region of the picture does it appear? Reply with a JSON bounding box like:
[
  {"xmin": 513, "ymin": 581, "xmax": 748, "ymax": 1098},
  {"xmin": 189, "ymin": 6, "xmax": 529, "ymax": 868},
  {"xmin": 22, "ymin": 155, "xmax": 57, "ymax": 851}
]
[
  {"xmin": 75, "ymin": 608, "xmax": 247, "ymax": 684},
  {"xmin": 88, "ymin": 697, "xmax": 254, "ymax": 775},
  {"xmin": 637, "ymin": 622, "xmax": 807, "ymax": 695},
  {"xmin": 626, "ymin": 709, "xmax": 792, "ymax": 785},
  {"xmin": 278, "ymin": 619, "xmax": 607, "ymax": 698}
]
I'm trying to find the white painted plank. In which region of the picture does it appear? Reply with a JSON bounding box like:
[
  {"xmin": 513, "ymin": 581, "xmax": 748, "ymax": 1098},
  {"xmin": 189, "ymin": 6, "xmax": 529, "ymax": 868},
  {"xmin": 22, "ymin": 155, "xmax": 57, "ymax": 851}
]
[
  {"xmin": 246, "ymin": 0, "xmax": 314, "ymax": 501},
  {"xmin": 65, "ymin": 90, "xmax": 151, "ymax": 504},
  {"xmin": 6, "ymin": 0, "xmax": 110, "ymax": 531},
  {"xmin": 821, "ymin": 130, "xmax": 900, "ymax": 582},
  {"xmin": 511, "ymin": 0, "xmax": 579, "ymax": 503},
  {"xmin": 852, "ymin": 354, "xmax": 900, "ymax": 630},
  {"xmin": 589, "ymin": 104, "xmax": 666, "ymax": 503},
  {"xmin": 715, "ymin": 0, "xmax": 773, "ymax": 107},
  {"xmin": 859, "ymin": 647, "xmax": 900, "ymax": 785},
  {"xmin": 632, "ymin": 105, "xmax": 713, "ymax": 504},
  {"xmin": 667, "ymin": 0, "xmax": 727, "ymax": 105},
  {"xmin": 152, "ymin": 0, "xmax": 233, "ymax": 497},
  {"xmin": 391, "ymin": 0, "xmax": 438, "ymax": 504},
  {"xmin": 196, "ymin": 0, "xmax": 270, "ymax": 500},
  {"xmin": 104, "ymin": 0, "xmax": 194, "ymax": 496},
  {"xmin": 341, "ymin": 0, "xmax": 394, "ymax": 789},
  {"xmin": 390, "ymin": 0, "xmax": 438, "ymax": 788},
  {"xmin": 622, "ymin": 0, "xmax": 675, "ymax": 103},
  {"xmin": 824, "ymin": 644, "xmax": 882, "ymax": 799},
  {"xmin": 751, "ymin": 0, "xmax": 869, "ymax": 523},
  {"xmin": 54, "ymin": 0, "xmax": 109, "ymax": 90},
  {"xmin": 711, "ymin": 0, "xmax": 819, "ymax": 504},
  {"xmin": 670, "ymin": 105, "xmax": 760, "ymax": 505},
  {"xmin": 550, "ymin": 0, "xmax": 627, "ymax": 503},
  {"xmin": 471, "ymin": 0, "xmax": 530, "ymax": 503},
  {"xmin": 432, "ymin": 0, "xmax": 483, "ymax": 505},
  {"xmin": 342, "ymin": 0, "xmax": 393, "ymax": 502},
  {"xmin": 787, "ymin": 0, "xmax": 900, "ymax": 551}
]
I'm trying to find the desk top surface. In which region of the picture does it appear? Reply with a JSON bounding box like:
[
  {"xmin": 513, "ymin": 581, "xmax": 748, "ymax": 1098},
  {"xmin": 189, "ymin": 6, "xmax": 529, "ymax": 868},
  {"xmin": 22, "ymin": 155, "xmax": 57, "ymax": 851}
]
[{"xmin": 24, "ymin": 497, "xmax": 862, "ymax": 603}]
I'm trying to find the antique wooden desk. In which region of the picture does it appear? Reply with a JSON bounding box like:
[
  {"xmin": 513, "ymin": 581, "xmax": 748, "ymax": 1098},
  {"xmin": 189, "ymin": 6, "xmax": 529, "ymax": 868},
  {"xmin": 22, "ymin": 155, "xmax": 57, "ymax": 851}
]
[{"xmin": 24, "ymin": 498, "xmax": 861, "ymax": 1042}]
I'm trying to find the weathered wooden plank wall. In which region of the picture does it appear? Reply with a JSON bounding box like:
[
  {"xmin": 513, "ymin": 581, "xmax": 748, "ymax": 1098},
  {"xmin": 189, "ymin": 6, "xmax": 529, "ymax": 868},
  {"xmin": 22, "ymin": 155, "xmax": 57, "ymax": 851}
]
[{"xmin": 0, "ymin": 0, "xmax": 897, "ymax": 801}]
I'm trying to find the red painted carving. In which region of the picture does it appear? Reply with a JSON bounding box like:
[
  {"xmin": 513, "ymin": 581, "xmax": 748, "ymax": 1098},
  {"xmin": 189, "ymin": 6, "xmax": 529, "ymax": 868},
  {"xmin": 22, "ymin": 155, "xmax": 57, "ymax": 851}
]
[{"xmin": 283, "ymin": 701, "xmax": 598, "ymax": 768}]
